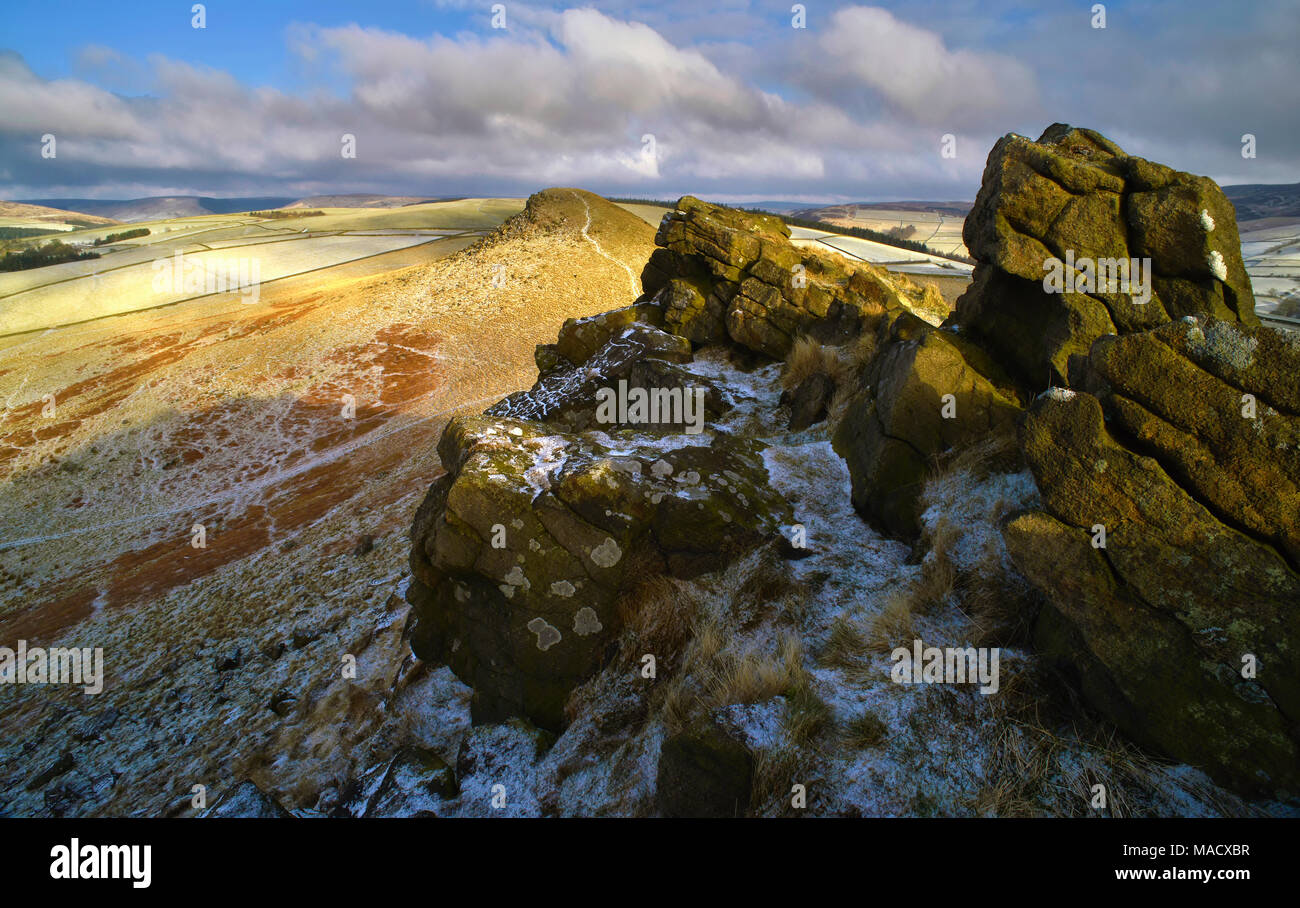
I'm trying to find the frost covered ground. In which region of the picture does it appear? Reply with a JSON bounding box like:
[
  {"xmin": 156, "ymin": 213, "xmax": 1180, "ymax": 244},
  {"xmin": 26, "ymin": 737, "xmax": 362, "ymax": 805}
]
[{"xmin": 344, "ymin": 345, "xmax": 1287, "ymax": 818}]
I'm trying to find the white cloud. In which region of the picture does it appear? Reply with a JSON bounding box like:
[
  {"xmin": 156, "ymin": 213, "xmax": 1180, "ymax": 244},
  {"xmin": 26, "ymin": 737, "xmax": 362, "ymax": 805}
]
[
  {"xmin": 3, "ymin": 4, "xmax": 1290, "ymax": 201},
  {"xmin": 809, "ymin": 6, "xmax": 1040, "ymax": 129}
]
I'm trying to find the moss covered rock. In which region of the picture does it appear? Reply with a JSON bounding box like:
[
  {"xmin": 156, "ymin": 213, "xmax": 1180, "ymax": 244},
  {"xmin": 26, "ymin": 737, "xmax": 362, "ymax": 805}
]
[
  {"xmin": 407, "ymin": 413, "xmax": 795, "ymax": 730},
  {"xmin": 1006, "ymin": 386, "xmax": 1300, "ymax": 794},
  {"xmin": 834, "ymin": 312, "xmax": 1023, "ymax": 535},
  {"xmin": 952, "ymin": 123, "xmax": 1257, "ymax": 389},
  {"xmin": 638, "ymin": 195, "xmax": 935, "ymax": 358},
  {"xmin": 1088, "ymin": 317, "xmax": 1300, "ymax": 565},
  {"xmin": 554, "ymin": 302, "xmax": 664, "ymax": 367}
]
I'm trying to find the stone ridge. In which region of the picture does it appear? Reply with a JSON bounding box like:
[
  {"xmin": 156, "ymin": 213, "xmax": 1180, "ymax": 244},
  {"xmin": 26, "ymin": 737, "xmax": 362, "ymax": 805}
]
[
  {"xmin": 405, "ymin": 144, "xmax": 1300, "ymax": 795},
  {"xmin": 638, "ymin": 195, "xmax": 946, "ymax": 357}
]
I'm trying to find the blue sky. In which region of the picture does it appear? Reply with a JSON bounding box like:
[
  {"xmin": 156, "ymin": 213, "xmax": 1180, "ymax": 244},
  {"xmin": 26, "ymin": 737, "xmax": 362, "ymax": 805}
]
[
  {"xmin": 8, "ymin": 0, "xmax": 481, "ymax": 90},
  {"xmin": 1, "ymin": 1, "xmax": 1295, "ymax": 202}
]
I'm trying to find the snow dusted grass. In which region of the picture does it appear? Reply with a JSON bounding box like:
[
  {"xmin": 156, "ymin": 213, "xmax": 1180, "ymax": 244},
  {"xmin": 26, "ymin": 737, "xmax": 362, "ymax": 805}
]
[
  {"xmin": 918, "ymin": 430, "xmax": 1039, "ymax": 646},
  {"xmin": 350, "ymin": 328, "xmax": 1284, "ymax": 818}
]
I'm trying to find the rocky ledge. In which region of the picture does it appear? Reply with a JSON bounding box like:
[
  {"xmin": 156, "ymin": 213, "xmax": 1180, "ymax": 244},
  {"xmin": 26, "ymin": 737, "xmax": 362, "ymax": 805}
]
[{"xmin": 403, "ymin": 124, "xmax": 1299, "ymax": 810}]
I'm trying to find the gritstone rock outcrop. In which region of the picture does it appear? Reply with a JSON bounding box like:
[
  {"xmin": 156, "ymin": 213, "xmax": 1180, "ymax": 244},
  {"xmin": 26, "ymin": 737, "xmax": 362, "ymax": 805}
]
[{"xmin": 408, "ymin": 139, "xmax": 1299, "ymax": 797}]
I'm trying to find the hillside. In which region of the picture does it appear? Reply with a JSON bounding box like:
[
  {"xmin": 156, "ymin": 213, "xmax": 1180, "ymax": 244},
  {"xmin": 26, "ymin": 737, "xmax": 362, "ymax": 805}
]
[
  {"xmin": 1222, "ymin": 182, "xmax": 1300, "ymax": 220},
  {"xmin": 0, "ymin": 201, "xmax": 119, "ymax": 229},
  {"xmin": 284, "ymin": 194, "xmax": 442, "ymax": 209},
  {"xmin": 0, "ymin": 188, "xmax": 657, "ymax": 818},
  {"xmin": 2, "ymin": 154, "xmax": 1296, "ymax": 819},
  {"xmin": 22, "ymin": 196, "xmax": 296, "ymax": 222}
]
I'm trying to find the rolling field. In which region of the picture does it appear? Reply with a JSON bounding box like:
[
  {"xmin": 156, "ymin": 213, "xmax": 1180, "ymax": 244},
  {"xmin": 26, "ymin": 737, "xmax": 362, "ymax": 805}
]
[
  {"xmin": 0, "ymin": 201, "xmax": 119, "ymax": 232},
  {"xmin": 614, "ymin": 202, "xmax": 673, "ymax": 227},
  {"xmin": 795, "ymin": 204, "xmax": 972, "ymax": 259},
  {"xmin": 1240, "ymin": 218, "xmax": 1300, "ymax": 321},
  {"xmin": 0, "ymin": 200, "xmax": 527, "ymax": 335},
  {"xmin": 790, "ymin": 226, "xmax": 974, "ymax": 277}
]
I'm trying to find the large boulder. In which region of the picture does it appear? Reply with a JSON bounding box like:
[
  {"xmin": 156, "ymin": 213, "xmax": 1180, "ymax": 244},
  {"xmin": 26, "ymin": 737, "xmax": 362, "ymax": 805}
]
[
  {"xmin": 834, "ymin": 313, "xmax": 1024, "ymax": 535},
  {"xmin": 640, "ymin": 195, "xmax": 939, "ymax": 358},
  {"xmin": 407, "ymin": 320, "xmax": 797, "ymax": 731},
  {"xmin": 951, "ymin": 124, "xmax": 1257, "ymax": 389},
  {"xmin": 407, "ymin": 416, "xmax": 793, "ymax": 730},
  {"xmin": 1004, "ymin": 337, "xmax": 1300, "ymax": 792},
  {"xmin": 836, "ymin": 124, "xmax": 1264, "ymax": 538}
]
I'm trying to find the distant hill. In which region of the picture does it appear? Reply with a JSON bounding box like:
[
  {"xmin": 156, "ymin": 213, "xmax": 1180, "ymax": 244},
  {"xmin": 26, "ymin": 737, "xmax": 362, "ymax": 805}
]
[
  {"xmin": 792, "ymin": 200, "xmax": 974, "ymax": 221},
  {"xmin": 284, "ymin": 194, "xmax": 445, "ymax": 209},
  {"xmin": 20, "ymin": 196, "xmax": 295, "ymax": 222},
  {"xmin": 1222, "ymin": 183, "xmax": 1300, "ymax": 220},
  {"xmin": 21, "ymin": 194, "xmax": 475, "ymax": 221},
  {"xmin": 793, "ymin": 187, "xmax": 1300, "ymax": 224},
  {"xmin": 745, "ymin": 200, "xmax": 835, "ymax": 214},
  {"xmin": 0, "ymin": 200, "xmax": 120, "ymax": 227}
]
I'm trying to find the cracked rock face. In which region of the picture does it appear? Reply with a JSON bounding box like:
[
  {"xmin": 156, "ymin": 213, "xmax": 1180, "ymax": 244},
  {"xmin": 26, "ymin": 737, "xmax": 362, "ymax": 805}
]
[
  {"xmin": 1004, "ymin": 322, "xmax": 1300, "ymax": 793},
  {"xmin": 639, "ymin": 195, "xmax": 936, "ymax": 358},
  {"xmin": 951, "ymin": 123, "xmax": 1257, "ymax": 389}
]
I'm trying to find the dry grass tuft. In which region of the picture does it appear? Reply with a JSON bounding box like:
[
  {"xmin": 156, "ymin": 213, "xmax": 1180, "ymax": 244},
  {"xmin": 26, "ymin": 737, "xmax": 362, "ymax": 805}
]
[
  {"xmin": 820, "ymin": 615, "xmax": 870, "ymax": 668},
  {"xmin": 703, "ymin": 631, "xmax": 804, "ymax": 708},
  {"xmin": 867, "ymin": 589, "xmax": 916, "ymax": 653},
  {"xmin": 966, "ymin": 657, "xmax": 1260, "ymax": 818},
  {"xmin": 917, "ymin": 559, "xmax": 958, "ymax": 614},
  {"xmin": 842, "ymin": 710, "xmax": 889, "ymax": 749},
  {"xmin": 730, "ymin": 545, "xmax": 809, "ymax": 626},
  {"xmin": 781, "ymin": 334, "xmax": 865, "ymax": 431},
  {"xmin": 782, "ymin": 675, "xmax": 831, "ymax": 745},
  {"xmin": 781, "ymin": 335, "xmax": 853, "ymax": 392},
  {"xmin": 960, "ymin": 572, "xmax": 1036, "ymax": 647},
  {"xmin": 617, "ymin": 574, "xmax": 702, "ymax": 665},
  {"xmin": 751, "ymin": 745, "xmax": 804, "ymax": 816},
  {"xmin": 929, "ymin": 427, "xmax": 1022, "ymax": 486}
]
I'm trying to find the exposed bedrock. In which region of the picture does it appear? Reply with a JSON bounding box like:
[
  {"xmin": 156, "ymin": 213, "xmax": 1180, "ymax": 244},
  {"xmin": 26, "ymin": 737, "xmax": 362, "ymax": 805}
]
[
  {"xmin": 949, "ymin": 123, "xmax": 1256, "ymax": 390},
  {"xmin": 405, "ymin": 158, "xmax": 1300, "ymax": 796},
  {"xmin": 1004, "ymin": 338, "xmax": 1300, "ymax": 793}
]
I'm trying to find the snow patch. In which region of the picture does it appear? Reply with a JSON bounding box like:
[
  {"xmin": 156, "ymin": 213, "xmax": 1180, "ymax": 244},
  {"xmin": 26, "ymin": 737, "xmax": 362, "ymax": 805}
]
[
  {"xmin": 523, "ymin": 436, "xmax": 568, "ymax": 499},
  {"xmin": 1040, "ymin": 386, "xmax": 1075, "ymax": 402},
  {"xmin": 1208, "ymin": 249, "xmax": 1228, "ymax": 282}
]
